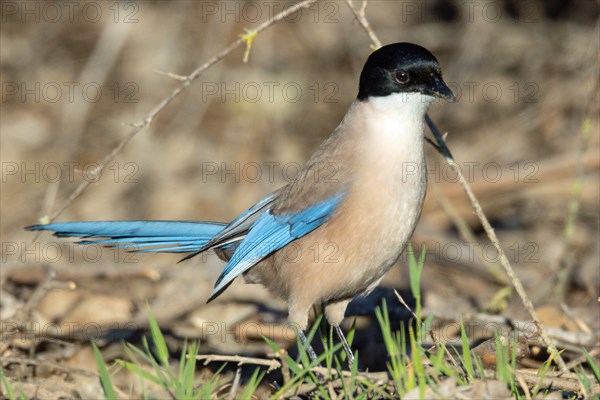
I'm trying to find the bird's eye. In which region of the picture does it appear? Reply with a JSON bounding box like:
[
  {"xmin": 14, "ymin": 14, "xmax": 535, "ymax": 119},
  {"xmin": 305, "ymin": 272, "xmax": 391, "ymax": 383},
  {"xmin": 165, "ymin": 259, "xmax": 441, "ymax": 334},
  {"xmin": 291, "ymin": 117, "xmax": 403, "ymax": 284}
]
[{"xmin": 395, "ymin": 70, "xmax": 410, "ymax": 84}]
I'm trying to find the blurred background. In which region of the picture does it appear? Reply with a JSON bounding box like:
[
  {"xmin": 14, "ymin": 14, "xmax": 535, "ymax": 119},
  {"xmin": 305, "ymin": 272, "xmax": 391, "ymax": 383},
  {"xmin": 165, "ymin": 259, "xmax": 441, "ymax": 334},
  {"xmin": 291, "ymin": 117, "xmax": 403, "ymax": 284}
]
[{"xmin": 1, "ymin": 0, "xmax": 598, "ymax": 396}]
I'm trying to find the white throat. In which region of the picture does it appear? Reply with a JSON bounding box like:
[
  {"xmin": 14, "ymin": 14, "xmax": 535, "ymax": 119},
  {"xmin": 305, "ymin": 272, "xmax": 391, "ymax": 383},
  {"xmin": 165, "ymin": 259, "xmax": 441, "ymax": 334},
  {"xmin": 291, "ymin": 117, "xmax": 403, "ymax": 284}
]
[
  {"xmin": 359, "ymin": 92, "xmax": 434, "ymax": 154},
  {"xmin": 367, "ymin": 92, "xmax": 434, "ymax": 130}
]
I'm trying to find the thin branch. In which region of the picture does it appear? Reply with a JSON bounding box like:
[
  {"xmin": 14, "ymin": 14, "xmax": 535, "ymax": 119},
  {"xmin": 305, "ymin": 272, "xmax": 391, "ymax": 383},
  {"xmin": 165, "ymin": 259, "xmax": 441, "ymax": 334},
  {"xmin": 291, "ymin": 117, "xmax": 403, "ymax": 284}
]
[
  {"xmin": 277, "ymin": 349, "xmax": 291, "ymax": 385},
  {"xmin": 514, "ymin": 370, "xmax": 532, "ymax": 400},
  {"xmin": 431, "ymin": 182, "xmax": 508, "ymax": 286},
  {"xmin": 41, "ymin": 0, "xmax": 319, "ymax": 225},
  {"xmin": 425, "ymin": 115, "xmax": 569, "ymax": 374},
  {"xmin": 311, "ymin": 368, "xmax": 388, "ymax": 381},
  {"xmin": 153, "ymin": 69, "xmax": 187, "ymax": 82},
  {"xmin": 196, "ymin": 354, "xmax": 281, "ymax": 372},
  {"xmin": 227, "ymin": 367, "xmax": 242, "ymax": 400},
  {"xmin": 343, "ymin": 0, "xmax": 382, "ymax": 49}
]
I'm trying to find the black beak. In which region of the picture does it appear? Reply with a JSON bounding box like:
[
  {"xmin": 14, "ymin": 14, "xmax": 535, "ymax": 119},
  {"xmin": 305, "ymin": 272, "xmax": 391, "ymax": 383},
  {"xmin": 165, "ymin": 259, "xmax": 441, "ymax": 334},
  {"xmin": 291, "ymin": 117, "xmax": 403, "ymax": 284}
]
[{"xmin": 430, "ymin": 77, "xmax": 456, "ymax": 102}]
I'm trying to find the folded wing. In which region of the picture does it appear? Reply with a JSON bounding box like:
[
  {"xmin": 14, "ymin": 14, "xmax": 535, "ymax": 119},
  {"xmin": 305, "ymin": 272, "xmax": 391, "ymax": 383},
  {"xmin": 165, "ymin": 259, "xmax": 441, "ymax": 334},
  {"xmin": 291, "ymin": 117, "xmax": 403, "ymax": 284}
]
[{"xmin": 208, "ymin": 193, "xmax": 345, "ymax": 301}]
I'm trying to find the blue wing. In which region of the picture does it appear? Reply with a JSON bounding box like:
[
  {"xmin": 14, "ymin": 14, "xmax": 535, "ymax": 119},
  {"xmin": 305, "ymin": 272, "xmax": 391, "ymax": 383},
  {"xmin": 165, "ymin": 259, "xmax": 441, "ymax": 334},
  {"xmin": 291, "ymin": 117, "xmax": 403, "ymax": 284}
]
[
  {"xmin": 208, "ymin": 193, "xmax": 345, "ymax": 301},
  {"xmin": 25, "ymin": 191, "xmax": 345, "ymax": 301},
  {"xmin": 25, "ymin": 221, "xmax": 226, "ymax": 253},
  {"xmin": 180, "ymin": 191, "xmax": 279, "ymax": 261}
]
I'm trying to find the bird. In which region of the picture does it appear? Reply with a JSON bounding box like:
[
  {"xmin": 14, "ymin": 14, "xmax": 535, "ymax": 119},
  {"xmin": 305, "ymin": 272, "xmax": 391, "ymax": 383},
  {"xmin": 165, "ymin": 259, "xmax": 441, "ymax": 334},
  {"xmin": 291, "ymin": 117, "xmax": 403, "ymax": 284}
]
[{"xmin": 27, "ymin": 42, "xmax": 455, "ymax": 367}]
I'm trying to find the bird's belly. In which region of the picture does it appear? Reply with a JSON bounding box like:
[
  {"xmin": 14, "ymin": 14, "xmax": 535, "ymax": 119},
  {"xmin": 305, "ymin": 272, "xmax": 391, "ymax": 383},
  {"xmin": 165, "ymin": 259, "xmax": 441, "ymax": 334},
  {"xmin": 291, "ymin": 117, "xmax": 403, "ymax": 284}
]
[{"xmin": 246, "ymin": 167, "xmax": 427, "ymax": 305}]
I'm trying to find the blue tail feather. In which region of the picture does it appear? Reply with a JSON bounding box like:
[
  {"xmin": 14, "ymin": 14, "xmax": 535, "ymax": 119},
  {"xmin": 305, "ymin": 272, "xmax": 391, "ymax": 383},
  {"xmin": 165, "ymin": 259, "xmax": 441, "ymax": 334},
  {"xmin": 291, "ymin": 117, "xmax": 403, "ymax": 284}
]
[{"xmin": 26, "ymin": 221, "xmax": 226, "ymax": 254}]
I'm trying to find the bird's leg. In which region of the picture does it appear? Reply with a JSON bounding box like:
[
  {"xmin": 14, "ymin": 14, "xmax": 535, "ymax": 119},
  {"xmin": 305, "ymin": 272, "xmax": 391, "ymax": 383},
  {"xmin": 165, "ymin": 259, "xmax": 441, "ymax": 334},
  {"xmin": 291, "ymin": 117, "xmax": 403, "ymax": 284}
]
[
  {"xmin": 297, "ymin": 329, "xmax": 320, "ymax": 364},
  {"xmin": 333, "ymin": 323, "xmax": 355, "ymax": 370},
  {"xmin": 289, "ymin": 304, "xmax": 321, "ymax": 365},
  {"xmin": 325, "ymin": 299, "xmax": 355, "ymax": 369}
]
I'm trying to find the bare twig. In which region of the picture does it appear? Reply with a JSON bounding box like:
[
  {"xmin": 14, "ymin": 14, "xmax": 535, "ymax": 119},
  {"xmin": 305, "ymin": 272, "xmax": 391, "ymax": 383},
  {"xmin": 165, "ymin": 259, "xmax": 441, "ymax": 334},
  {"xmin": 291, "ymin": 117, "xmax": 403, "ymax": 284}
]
[
  {"xmin": 431, "ymin": 182, "xmax": 508, "ymax": 285},
  {"xmin": 153, "ymin": 70, "xmax": 187, "ymax": 82},
  {"xmin": 227, "ymin": 367, "xmax": 242, "ymax": 400},
  {"xmin": 560, "ymin": 302, "xmax": 592, "ymax": 335},
  {"xmin": 277, "ymin": 349, "xmax": 291, "ymax": 385},
  {"xmin": 327, "ymin": 380, "xmax": 338, "ymax": 400},
  {"xmin": 200, "ymin": 354, "xmax": 391, "ymax": 397},
  {"xmin": 343, "ymin": 0, "xmax": 382, "ymax": 49},
  {"xmin": 514, "ymin": 370, "xmax": 532, "ymax": 400},
  {"xmin": 40, "ymin": 0, "xmax": 319, "ymax": 225},
  {"xmin": 311, "ymin": 367, "xmax": 387, "ymax": 381},
  {"xmin": 425, "ymin": 115, "xmax": 569, "ymax": 373},
  {"xmin": 196, "ymin": 354, "xmax": 281, "ymax": 372}
]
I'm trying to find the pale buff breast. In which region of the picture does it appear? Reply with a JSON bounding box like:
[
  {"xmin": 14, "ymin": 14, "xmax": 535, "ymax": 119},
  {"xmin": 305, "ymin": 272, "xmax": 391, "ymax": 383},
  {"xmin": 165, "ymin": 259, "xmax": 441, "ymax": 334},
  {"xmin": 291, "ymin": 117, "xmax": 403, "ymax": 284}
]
[{"xmin": 243, "ymin": 94, "xmax": 431, "ymax": 319}]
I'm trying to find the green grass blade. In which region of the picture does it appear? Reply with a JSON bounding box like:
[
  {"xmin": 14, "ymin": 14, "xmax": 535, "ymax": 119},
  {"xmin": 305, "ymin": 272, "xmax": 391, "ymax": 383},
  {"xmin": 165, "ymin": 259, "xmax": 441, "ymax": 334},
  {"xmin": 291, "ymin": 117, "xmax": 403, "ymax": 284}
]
[
  {"xmin": 93, "ymin": 342, "xmax": 119, "ymax": 400},
  {"xmin": 141, "ymin": 335, "xmax": 174, "ymax": 387},
  {"xmin": 123, "ymin": 340, "xmax": 170, "ymax": 387},
  {"xmin": 117, "ymin": 359, "xmax": 163, "ymax": 386},
  {"xmin": 430, "ymin": 343, "xmax": 445, "ymax": 378},
  {"xmin": 183, "ymin": 341, "xmax": 200, "ymax": 398},
  {"xmin": 146, "ymin": 305, "xmax": 169, "ymax": 368},
  {"xmin": 263, "ymin": 336, "xmax": 301, "ymax": 375},
  {"xmin": 1, "ymin": 371, "xmax": 16, "ymax": 400},
  {"xmin": 409, "ymin": 326, "xmax": 426, "ymax": 398},
  {"xmin": 240, "ymin": 367, "xmax": 265, "ymax": 399},
  {"xmin": 459, "ymin": 323, "xmax": 474, "ymax": 380},
  {"xmin": 349, "ymin": 350, "xmax": 359, "ymax": 392},
  {"xmin": 178, "ymin": 340, "xmax": 187, "ymax": 386},
  {"xmin": 407, "ymin": 244, "xmax": 421, "ymax": 305},
  {"xmin": 584, "ymin": 349, "xmax": 599, "ymax": 383},
  {"xmin": 324, "ymin": 325, "xmax": 334, "ymax": 370},
  {"xmin": 576, "ymin": 366, "xmax": 592, "ymax": 396}
]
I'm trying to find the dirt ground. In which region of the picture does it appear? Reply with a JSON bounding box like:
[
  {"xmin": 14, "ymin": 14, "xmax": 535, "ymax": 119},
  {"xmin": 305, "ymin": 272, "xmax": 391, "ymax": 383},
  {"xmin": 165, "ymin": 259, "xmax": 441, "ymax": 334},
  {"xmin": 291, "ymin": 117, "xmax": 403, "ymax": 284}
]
[{"xmin": 1, "ymin": 0, "xmax": 599, "ymax": 398}]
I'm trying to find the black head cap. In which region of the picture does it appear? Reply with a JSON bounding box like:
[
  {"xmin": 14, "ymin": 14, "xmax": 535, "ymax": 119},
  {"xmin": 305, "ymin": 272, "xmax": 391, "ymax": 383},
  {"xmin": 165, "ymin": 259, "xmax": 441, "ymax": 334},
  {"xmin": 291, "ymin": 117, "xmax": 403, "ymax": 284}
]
[{"xmin": 357, "ymin": 42, "xmax": 456, "ymax": 102}]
